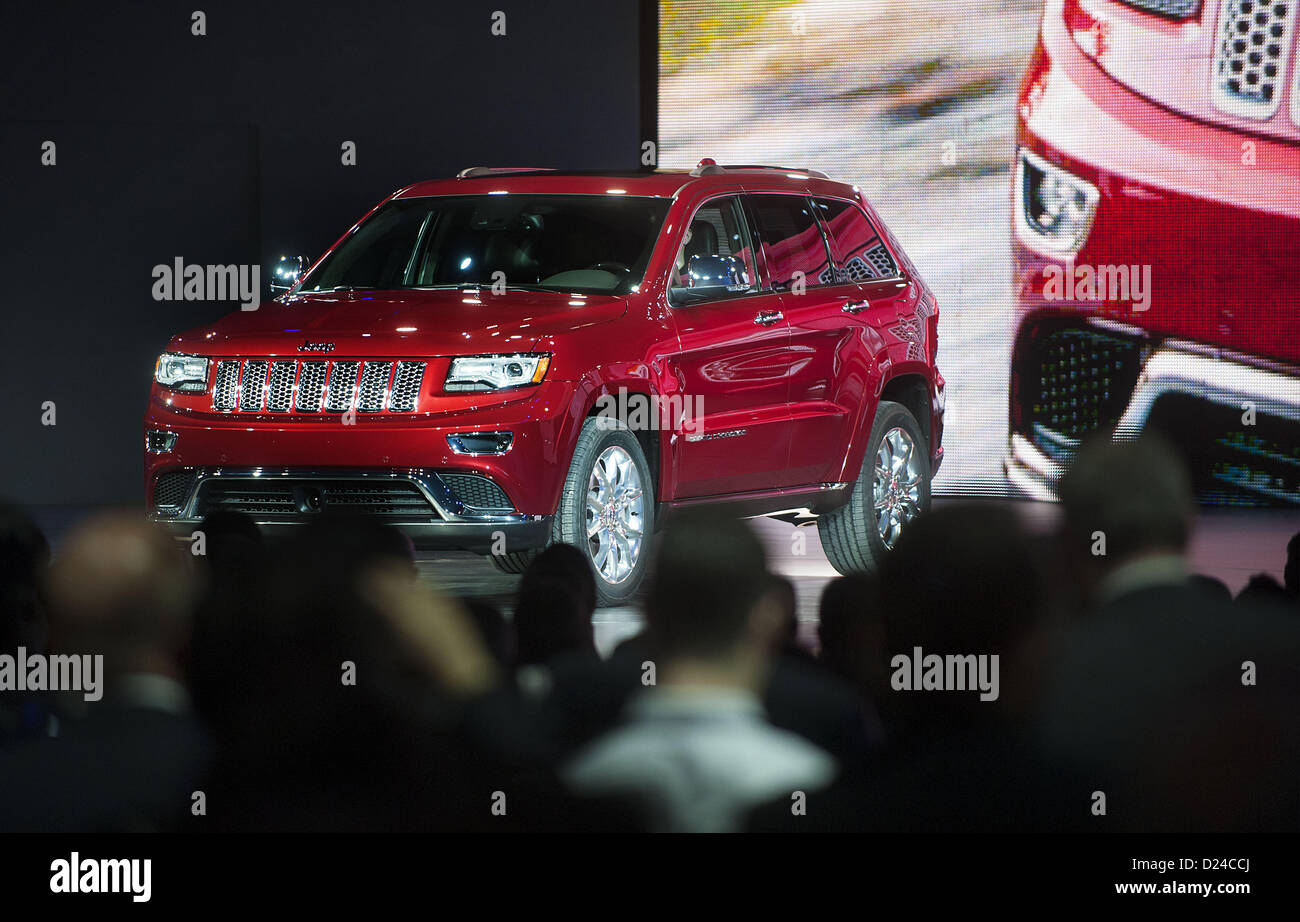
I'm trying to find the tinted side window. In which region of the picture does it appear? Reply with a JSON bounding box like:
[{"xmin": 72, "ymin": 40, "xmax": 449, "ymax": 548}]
[
  {"xmin": 813, "ymin": 198, "xmax": 901, "ymax": 282},
  {"xmin": 747, "ymin": 195, "xmax": 834, "ymax": 289},
  {"xmin": 672, "ymin": 196, "xmax": 758, "ymax": 296}
]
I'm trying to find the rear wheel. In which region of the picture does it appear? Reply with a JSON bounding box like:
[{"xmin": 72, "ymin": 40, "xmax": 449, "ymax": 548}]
[{"xmin": 817, "ymin": 400, "xmax": 929, "ymax": 574}]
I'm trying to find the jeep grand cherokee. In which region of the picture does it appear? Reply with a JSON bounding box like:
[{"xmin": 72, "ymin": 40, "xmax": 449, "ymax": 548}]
[{"xmin": 145, "ymin": 161, "xmax": 945, "ymax": 603}]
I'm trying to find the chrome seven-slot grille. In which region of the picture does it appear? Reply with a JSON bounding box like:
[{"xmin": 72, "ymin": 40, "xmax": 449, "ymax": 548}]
[
  {"xmin": 1211, "ymin": 0, "xmax": 1297, "ymax": 119},
  {"xmin": 212, "ymin": 359, "xmax": 426, "ymax": 413}
]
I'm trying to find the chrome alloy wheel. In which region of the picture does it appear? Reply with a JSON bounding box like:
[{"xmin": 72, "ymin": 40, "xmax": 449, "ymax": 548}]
[
  {"xmin": 585, "ymin": 445, "xmax": 646, "ymax": 585},
  {"xmin": 873, "ymin": 426, "xmax": 923, "ymax": 549}
]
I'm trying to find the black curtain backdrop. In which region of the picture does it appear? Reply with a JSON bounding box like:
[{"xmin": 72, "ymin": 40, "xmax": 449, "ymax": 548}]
[{"xmin": 0, "ymin": 0, "xmax": 645, "ymax": 503}]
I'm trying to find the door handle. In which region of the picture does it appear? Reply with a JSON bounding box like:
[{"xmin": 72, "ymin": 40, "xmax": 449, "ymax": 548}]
[
  {"xmin": 753, "ymin": 310, "xmax": 784, "ymax": 326},
  {"xmin": 841, "ymin": 299, "xmax": 870, "ymax": 314}
]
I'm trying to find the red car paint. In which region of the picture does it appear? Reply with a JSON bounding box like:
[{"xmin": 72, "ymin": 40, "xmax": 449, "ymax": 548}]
[
  {"xmin": 1006, "ymin": 0, "xmax": 1300, "ymax": 503},
  {"xmin": 145, "ymin": 166, "xmax": 942, "ymax": 553}
]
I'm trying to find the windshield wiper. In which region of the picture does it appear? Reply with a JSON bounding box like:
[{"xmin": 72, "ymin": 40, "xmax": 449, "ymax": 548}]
[{"xmin": 403, "ymin": 284, "xmax": 561, "ymax": 293}]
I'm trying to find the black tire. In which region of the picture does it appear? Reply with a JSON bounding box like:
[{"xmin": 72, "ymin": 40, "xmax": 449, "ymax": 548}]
[
  {"xmin": 817, "ymin": 400, "xmax": 930, "ymax": 575},
  {"xmin": 551, "ymin": 417, "xmax": 655, "ymax": 606},
  {"xmin": 489, "ymin": 549, "xmax": 537, "ymax": 575}
]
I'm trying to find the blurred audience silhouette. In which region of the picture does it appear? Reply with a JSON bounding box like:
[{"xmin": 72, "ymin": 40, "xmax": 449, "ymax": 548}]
[
  {"xmin": 1043, "ymin": 436, "xmax": 1299, "ymax": 831},
  {"xmin": 564, "ymin": 513, "xmax": 836, "ymax": 832},
  {"xmin": 0, "ymin": 513, "xmax": 208, "ymax": 831},
  {"xmin": 1, "ymin": 447, "xmax": 1296, "ymax": 832}
]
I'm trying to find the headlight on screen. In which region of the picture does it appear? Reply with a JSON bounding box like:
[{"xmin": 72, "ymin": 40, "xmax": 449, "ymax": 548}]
[
  {"xmin": 154, "ymin": 353, "xmax": 210, "ymax": 393},
  {"xmin": 444, "ymin": 353, "xmax": 551, "ymax": 392},
  {"xmin": 1016, "ymin": 148, "xmax": 1099, "ymax": 253}
]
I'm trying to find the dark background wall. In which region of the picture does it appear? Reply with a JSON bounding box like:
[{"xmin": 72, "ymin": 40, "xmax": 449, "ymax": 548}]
[{"xmin": 1, "ymin": 0, "xmax": 646, "ymax": 504}]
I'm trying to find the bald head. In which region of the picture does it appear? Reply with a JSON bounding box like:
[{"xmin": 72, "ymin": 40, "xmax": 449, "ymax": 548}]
[{"xmin": 45, "ymin": 514, "xmax": 194, "ymax": 674}]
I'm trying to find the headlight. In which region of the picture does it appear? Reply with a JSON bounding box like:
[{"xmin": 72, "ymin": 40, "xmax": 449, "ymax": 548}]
[
  {"xmin": 154, "ymin": 353, "xmax": 210, "ymax": 393},
  {"xmin": 444, "ymin": 353, "xmax": 551, "ymax": 392},
  {"xmin": 1016, "ymin": 148, "xmax": 1099, "ymax": 254}
]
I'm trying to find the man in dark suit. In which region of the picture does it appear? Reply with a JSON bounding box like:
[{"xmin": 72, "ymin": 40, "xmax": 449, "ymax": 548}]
[
  {"xmin": 1040, "ymin": 436, "xmax": 1300, "ymax": 831},
  {"xmin": 0, "ymin": 514, "xmax": 210, "ymax": 832}
]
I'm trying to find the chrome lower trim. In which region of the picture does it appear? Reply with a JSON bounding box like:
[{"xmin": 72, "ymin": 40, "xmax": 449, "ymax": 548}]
[
  {"xmin": 1006, "ymin": 340, "xmax": 1300, "ymax": 498},
  {"xmin": 152, "ymin": 467, "xmax": 532, "ymax": 525},
  {"xmin": 1004, "ymin": 434, "xmax": 1063, "ymax": 501},
  {"xmin": 1114, "ymin": 344, "xmax": 1300, "ymax": 438}
]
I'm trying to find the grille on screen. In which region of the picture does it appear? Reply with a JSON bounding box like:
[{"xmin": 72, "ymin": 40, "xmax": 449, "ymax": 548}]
[
  {"xmin": 1211, "ymin": 0, "xmax": 1296, "ymax": 119},
  {"xmin": 1120, "ymin": 0, "xmax": 1201, "ymax": 17}
]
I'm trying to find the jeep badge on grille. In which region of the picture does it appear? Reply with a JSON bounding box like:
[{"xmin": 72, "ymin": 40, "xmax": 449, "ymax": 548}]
[{"xmin": 297, "ymin": 339, "xmax": 336, "ymax": 353}]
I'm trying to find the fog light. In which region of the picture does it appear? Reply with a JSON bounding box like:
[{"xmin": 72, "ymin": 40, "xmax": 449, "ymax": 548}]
[
  {"xmin": 145, "ymin": 430, "xmax": 178, "ymax": 453},
  {"xmin": 1015, "ymin": 148, "xmax": 1099, "ymax": 254},
  {"xmin": 447, "ymin": 432, "xmax": 513, "ymax": 455}
]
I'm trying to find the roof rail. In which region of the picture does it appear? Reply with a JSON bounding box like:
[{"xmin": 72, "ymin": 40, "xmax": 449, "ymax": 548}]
[
  {"xmin": 456, "ymin": 167, "xmax": 556, "ymax": 179},
  {"xmin": 688, "ymin": 158, "xmax": 830, "ymax": 179}
]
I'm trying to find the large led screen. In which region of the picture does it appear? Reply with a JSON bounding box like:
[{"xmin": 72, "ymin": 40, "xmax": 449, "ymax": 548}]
[{"xmin": 658, "ymin": 0, "xmax": 1300, "ymax": 504}]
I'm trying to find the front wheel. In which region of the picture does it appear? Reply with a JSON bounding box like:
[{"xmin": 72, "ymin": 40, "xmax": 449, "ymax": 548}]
[
  {"xmin": 549, "ymin": 418, "xmax": 654, "ymax": 606},
  {"xmin": 817, "ymin": 400, "xmax": 930, "ymax": 574}
]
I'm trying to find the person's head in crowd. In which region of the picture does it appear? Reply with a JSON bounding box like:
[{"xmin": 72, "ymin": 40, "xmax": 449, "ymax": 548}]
[
  {"xmin": 460, "ymin": 597, "xmax": 514, "ymax": 670},
  {"xmin": 44, "ymin": 514, "xmax": 195, "ymax": 684},
  {"xmin": 521, "ymin": 542, "xmax": 597, "ymax": 616},
  {"xmin": 1056, "ymin": 435, "xmax": 1194, "ymax": 603},
  {"xmin": 1236, "ymin": 572, "xmax": 1292, "ymax": 610},
  {"xmin": 1285, "ymin": 530, "xmax": 1300, "ymax": 599},
  {"xmin": 817, "ymin": 573, "xmax": 886, "ymax": 699},
  {"xmin": 766, "ymin": 574, "xmax": 810, "ymax": 660},
  {"xmin": 0, "ymin": 499, "xmax": 50, "ymax": 655},
  {"xmin": 876, "ymin": 504, "xmax": 1047, "ymax": 736},
  {"xmin": 195, "ymin": 509, "xmax": 262, "ymax": 577},
  {"xmin": 611, "ymin": 628, "xmax": 653, "ymax": 662},
  {"xmin": 191, "ymin": 513, "xmax": 432, "ymax": 743},
  {"xmin": 514, "ymin": 544, "xmax": 597, "ymax": 667},
  {"xmin": 565, "ymin": 515, "xmax": 836, "ymax": 832},
  {"xmin": 643, "ymin": 512, "xmax": 781, "ymax": 688},
  {"xmin": 1187, "ymin": 573, "xmax": 1232, "ymax": 603},
  {"xmin": 206, "ymin": 514, "xmax": 490, "ymax": 755}
]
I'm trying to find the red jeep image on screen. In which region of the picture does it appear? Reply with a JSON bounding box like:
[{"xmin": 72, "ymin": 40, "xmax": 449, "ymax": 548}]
[{"xmin": 1005, "ymin": 0, "xmax": 1300, "ymax": 504}]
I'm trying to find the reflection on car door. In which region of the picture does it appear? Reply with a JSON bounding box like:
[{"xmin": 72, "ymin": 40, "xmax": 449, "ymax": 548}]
[
  {"xmin": 665, "ymin": 195, "xmax": 796, "ymax": 498},
  {"xmin": 811, "ymin": 195, "xmax": 916, "ymax": 481},
  {"xmin": 746, "ymin": 192, "xmax": 861, "ymax": 486}
]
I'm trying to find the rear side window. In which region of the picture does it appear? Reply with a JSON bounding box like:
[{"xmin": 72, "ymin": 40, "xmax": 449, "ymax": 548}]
[
  {"xmin": 746, "ymin": 194, "xmax": 834, "ymax": 290},
  {"xmin": 813, "ymin": 198, "xmax": 901, "ymax": 282}
]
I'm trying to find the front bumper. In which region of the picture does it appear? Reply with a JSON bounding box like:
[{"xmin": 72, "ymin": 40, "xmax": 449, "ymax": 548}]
[
  {"xmin": 148, "ymin": 466, "xmax": 552, "ymax": 552},
  {"xmin": 143, "ymin": 379, "xmax": 580, "ymax": 517},
  {"xmin": 1005, "ymin": 321, "xmax": 1300, "ymax": 503}
]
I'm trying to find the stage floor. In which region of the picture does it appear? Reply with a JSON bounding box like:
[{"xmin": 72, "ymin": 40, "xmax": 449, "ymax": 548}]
[{"xmin": 30, "ymin": 500, "xmax": 1299, "ymax": 657}]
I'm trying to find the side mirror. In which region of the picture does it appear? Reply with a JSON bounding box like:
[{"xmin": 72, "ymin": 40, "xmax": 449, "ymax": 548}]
[
  {"xmin": 269, "ymin": 255, "xmax": 309, "ymax": 293},
  {"xmin": 669, "ymin": 254, "xmax": 748, "ymax": 305}
]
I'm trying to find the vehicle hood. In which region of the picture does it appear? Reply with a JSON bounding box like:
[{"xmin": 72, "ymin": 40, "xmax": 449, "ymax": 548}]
[{"xmin": 168, "ymin": 288, "xmax": 626, "ymax": 357}]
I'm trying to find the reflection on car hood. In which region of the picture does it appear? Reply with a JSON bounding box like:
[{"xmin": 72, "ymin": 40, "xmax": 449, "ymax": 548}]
[{"xmin": 170, "ymin": 288, "xmax": 627, "ymax": 356}]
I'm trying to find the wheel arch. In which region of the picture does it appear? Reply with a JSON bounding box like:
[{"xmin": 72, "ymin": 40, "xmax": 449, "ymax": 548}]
[{"xmin": 550, "ymin": 369, "xmax": 666, "ymax": 516}]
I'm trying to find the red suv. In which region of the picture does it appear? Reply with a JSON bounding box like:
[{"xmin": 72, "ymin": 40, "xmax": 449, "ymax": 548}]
[
  {"xmin": 1006, "ymin": 0, "xmax": 1300, "ymax": 503},
  {"xmin": 145, "ymin": 162, "xmax": 944, "ymax": 602}
]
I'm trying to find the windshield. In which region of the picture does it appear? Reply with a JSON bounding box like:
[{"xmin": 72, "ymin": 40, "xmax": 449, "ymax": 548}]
[{"xmin": 298, "ymin": 194, "xmax": 671, "ymax": 296}]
